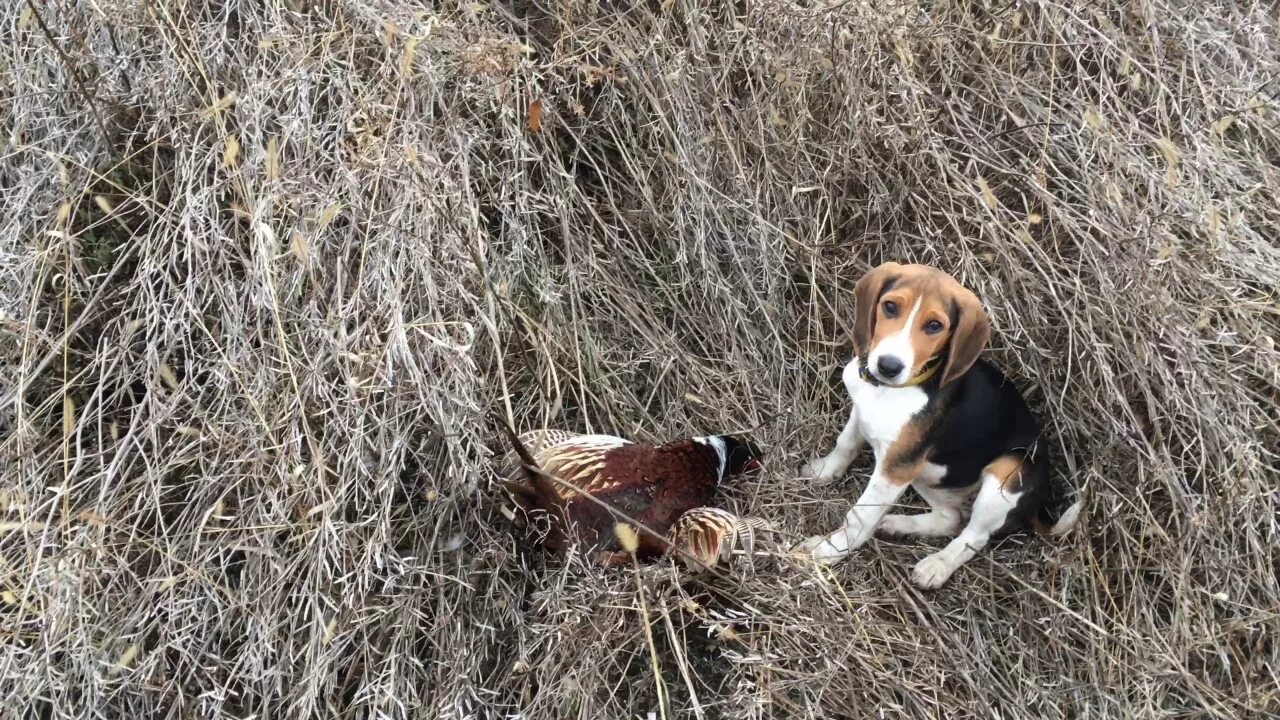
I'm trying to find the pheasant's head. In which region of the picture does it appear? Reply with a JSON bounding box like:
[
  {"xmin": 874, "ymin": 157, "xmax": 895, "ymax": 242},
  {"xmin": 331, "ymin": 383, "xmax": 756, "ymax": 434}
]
[{"xmin": 716, "ymin": 435, "xmax": 764, "ymax": 478}]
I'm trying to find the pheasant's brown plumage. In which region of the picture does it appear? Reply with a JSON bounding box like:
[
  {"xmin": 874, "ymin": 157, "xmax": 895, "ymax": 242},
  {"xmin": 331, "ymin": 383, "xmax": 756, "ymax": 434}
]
[{"xmin": 497, "ymin": 428, "xmax": 765, "ymax": 570}]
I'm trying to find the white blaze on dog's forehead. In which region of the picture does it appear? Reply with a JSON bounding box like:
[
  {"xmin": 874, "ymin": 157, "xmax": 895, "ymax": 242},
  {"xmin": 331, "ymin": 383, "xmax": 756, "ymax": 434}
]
[{"xmin": 871, "ymin": 297, "xmax": 922, "ymax": 381}]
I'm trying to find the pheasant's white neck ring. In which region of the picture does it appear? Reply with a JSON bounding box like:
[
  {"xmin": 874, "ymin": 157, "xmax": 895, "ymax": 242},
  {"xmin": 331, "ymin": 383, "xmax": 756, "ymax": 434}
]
[{"xmin": 694, "ymin": 436, "xmax": 728, "ymax": 480}]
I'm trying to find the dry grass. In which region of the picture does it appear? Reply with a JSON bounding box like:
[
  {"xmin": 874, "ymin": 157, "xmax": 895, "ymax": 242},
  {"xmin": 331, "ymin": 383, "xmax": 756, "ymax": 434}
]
[{"xmin": 2, "ymin": 0, "xmax": 1278, "ymax": 717}]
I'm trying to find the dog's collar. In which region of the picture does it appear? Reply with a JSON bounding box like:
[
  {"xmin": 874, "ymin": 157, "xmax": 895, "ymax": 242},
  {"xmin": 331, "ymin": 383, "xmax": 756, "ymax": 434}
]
[{"xmin": 860, "ymin": 355, "xmax": 943, "ymax": 388}]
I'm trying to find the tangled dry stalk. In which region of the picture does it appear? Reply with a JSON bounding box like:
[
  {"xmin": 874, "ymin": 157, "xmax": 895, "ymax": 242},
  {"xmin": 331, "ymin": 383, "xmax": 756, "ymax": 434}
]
[{"xmin": 2, "ymin": 1, "xmax": 1278, "ymax": 717}]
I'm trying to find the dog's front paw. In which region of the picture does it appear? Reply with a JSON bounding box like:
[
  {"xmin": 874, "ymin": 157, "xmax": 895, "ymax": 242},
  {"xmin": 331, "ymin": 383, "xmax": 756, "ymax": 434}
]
[
  {"xmin": 911, "ymin": 552, "xmax": 957, "ymax": 590},
  {"xmin": 800, "ymin": 457, "xmax": 840, "ymax": 483},
  {"xmin": 791, "ymin": 534, "xmax": 849, "ymax": 565}
]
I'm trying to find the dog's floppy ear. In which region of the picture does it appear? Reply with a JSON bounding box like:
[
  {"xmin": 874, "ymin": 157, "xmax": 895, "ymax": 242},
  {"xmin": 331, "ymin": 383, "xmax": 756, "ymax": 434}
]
[
  {"xmin": 941, "ymin": 286, "xmax": 990, "ymax": 386},
  {"xmin": 852, "ymin": 262, "xmax": 902, "ymax": 357}
]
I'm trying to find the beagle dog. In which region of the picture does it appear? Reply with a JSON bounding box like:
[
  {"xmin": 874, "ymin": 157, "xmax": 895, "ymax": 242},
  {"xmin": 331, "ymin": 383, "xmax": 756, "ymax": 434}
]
[{"xmin": 794, "ymin": 262, "xmax": 1082, "ymax": 589}]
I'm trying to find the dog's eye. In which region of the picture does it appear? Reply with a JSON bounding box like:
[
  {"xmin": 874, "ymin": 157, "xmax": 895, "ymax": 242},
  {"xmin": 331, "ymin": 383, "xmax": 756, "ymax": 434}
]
[
  {"xmin": 882, "ymin": 300, "xmax": 898, "ymax": 317},
  {"xmin": 924, "ymin": 320, "xmax": 944, "ymax": 334}
]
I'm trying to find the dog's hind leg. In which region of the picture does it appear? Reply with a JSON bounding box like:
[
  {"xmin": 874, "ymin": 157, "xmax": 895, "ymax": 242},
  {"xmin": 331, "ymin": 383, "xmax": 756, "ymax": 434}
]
[{"xmin": 910, "ymin": 455, "xmax": 1026, "ymax": 589}]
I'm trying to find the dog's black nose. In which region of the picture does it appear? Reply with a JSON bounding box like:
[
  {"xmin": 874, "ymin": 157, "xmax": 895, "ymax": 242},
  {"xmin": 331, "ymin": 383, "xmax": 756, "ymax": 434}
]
[{"xmin": 876, "ymin": 356, "xmax": 905, "ymax": 378}]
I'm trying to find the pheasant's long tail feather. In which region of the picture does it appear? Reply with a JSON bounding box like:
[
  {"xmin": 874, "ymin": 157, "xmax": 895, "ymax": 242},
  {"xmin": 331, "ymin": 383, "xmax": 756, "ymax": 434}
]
[{"xmin": 492, "ymin": 413, "xmax": 564, "ymax": 509}]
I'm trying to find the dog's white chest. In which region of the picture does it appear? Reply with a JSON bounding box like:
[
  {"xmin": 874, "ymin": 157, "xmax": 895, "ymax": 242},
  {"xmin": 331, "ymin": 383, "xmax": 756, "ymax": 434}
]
[{"xmin": 841, "ymin": 358, "xmax": 928, "ymax": 455}]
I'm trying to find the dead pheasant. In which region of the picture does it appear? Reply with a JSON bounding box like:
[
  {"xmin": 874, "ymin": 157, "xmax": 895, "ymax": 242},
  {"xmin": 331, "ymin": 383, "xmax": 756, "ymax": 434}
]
[{"xmin": 496, "ymin": 425, "xmax": 767, "ymax": 571}]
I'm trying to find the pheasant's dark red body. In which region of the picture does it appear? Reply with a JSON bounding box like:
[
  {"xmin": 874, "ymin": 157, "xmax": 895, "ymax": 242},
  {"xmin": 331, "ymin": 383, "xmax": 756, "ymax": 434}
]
[
  {"xmin": 550, "ymin": 440, "xmax": 721, "ymax": 556},
  {"xmin": 498, "ymin": 430, "xmax": 765, "ymax": 569}
]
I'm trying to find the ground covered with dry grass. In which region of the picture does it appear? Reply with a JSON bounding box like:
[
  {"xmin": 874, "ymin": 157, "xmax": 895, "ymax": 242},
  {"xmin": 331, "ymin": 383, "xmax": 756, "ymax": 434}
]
[{"xmin": 3, "ymin": 0, "xmax": 1278, "ymax": 717}]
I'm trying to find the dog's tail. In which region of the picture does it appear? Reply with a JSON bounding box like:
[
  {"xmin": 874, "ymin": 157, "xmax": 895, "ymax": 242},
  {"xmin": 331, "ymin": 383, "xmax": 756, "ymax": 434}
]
[{"xmin": 1032, "ymin": 493, "xmax": 1085, "ymax": 538}]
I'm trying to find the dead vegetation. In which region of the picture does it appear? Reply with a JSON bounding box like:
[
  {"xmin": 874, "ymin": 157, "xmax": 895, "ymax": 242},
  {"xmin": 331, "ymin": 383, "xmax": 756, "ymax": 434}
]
[{"xmin": 2, "ymin": 1, "xmax": 1278, "ymax": 718}]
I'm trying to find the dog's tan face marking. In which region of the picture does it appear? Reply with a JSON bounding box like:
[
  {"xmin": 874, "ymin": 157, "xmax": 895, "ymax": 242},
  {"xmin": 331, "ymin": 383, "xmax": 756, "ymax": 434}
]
[
  {"xmin": 872, "ymin": 278, "xmax": 954, "ymax": 378},
  {"xmin": 853, "ymin": 263, "xmax": 992, "ymax": 386}
]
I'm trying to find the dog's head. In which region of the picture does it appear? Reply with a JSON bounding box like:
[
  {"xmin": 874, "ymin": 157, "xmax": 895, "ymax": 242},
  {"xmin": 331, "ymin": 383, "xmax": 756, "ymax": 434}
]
[{"xmin": 852, "ymin": 262, "xmax": 990, "ymax": 387}]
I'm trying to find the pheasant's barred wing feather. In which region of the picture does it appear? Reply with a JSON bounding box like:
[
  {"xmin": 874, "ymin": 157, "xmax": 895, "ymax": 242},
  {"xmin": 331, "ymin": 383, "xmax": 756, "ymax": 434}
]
[
  {"xmin": 733, "ymin": 515, "xmax": 771, "ymax": 557},
  {"xmin": 497, "ymin": 429, "xmax": 587, "ymax": 480},
  {"xmin": 734, "ymin": 516, "xmax": 772, "ymax": 531},
  {"xmin": 666, "ymin": 508, "xmax": 776, "ymax": 572},
  {"xmin": 665, "ymin": 507, "xmax": 741, "ymax": 572},
  {"xmin": 537, "ymin": 445, "xmax": 617, "ymax": 499},
  {"xmin": 498, "ymin": 429, "xmax": 632, "ymax": 501},
  {"xmin": 735, "ymin": 515, "xmax": 771, "ymax": 547},
  {"xmin": 517, "ymin": 429, "xmax": 579, "ymax": 464}
]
